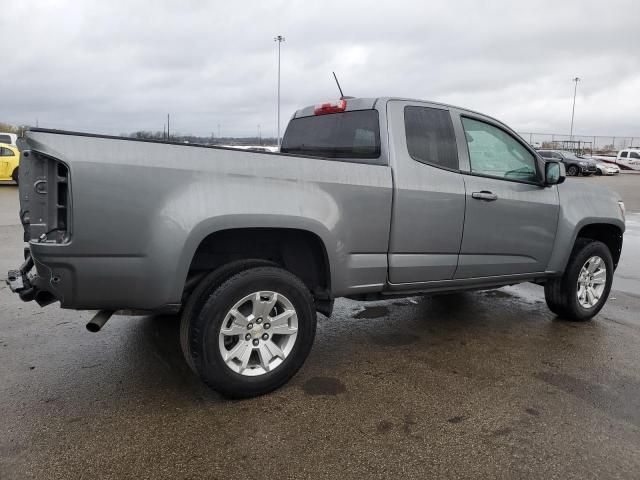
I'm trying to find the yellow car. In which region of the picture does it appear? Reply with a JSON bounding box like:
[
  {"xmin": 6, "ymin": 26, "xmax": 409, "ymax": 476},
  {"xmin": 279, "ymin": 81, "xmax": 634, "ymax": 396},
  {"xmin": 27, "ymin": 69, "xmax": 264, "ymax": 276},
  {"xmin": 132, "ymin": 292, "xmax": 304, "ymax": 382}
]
[{"xmin": 0, "ymin": 143, "xmax": 20, "ymax": 184}]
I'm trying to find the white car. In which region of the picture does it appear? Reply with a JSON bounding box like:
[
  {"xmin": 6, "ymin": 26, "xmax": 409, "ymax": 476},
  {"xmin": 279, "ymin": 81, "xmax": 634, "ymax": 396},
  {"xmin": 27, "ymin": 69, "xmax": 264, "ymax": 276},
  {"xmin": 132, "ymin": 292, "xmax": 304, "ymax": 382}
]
[
  {"xmin": 596, "ymin": 162, "xmax": 620, "ymax": 175},
  {"xmin": 0, "ymin": 132, "xmax": 17, "ymax": 146}
]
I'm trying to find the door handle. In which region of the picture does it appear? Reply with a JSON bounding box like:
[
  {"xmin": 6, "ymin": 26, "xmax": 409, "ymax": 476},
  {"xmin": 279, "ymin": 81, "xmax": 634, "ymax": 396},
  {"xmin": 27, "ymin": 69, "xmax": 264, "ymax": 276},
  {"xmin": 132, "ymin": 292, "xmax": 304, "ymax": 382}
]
[{"xmin": 471, "ymin": 191, "xmax": 498, "ymax": 201}]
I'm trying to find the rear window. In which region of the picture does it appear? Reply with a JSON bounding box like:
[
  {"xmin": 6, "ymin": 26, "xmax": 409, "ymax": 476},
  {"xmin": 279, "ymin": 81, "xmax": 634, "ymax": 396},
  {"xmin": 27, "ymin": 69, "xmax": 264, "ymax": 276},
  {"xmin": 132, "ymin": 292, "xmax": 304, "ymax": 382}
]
[
  {"xmin": 0, "ymin": 135, "xmax": 12, "ymax": 144},
  {"xmin": 281, "ymin": 110, "xmax": 381, "ymax": 161}
]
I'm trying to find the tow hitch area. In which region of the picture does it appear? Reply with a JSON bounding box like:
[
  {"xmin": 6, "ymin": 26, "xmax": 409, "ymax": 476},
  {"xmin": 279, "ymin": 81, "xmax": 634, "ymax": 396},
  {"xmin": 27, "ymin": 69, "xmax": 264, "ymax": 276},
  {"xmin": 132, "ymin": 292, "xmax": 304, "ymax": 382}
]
[{"xmin": 6, "ymin": 252, "xmax": 36, "ymax": 302}]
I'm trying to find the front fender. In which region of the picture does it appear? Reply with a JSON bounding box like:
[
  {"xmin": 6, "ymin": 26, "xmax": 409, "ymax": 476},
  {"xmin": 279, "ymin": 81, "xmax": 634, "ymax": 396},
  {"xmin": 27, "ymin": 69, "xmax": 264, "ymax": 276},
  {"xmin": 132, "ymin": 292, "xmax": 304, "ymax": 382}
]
[{"xmin": 546, "ymin": 181, "xmax": 625, "ymax": 273}]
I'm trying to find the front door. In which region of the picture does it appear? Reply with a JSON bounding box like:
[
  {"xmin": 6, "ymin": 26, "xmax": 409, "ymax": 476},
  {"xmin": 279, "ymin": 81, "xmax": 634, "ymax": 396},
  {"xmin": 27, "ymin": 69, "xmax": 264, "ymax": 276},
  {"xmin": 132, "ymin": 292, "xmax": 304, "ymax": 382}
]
[{"xmin": 455, "ymin": 116, "xmax": 559, "ymax": 278}]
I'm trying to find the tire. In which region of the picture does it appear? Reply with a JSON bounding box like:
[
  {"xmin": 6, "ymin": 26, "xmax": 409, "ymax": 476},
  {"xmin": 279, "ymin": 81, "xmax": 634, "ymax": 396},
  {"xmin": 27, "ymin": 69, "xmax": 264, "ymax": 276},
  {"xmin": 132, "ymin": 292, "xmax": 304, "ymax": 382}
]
[
  {"xmin": 596, "ymin": 169, "xmax": 603, "ymax": 176},
  {"xmin": 567, "ymin": 165, "xmax": 578, "ymax": 176},
  {"xmin": 544, "ymin": 239, "xmax": 613, "ymax": 321},
  {"xmin": 185, "ymin": 266, "xmax": 316, "ymax": 398},
  {"xmin": 180, "ymin": 259, "xmax": 277, "ymax": 373},
  {"xmin": 11, "ymin": 168, "xmax": 18, "ymax": 185}
]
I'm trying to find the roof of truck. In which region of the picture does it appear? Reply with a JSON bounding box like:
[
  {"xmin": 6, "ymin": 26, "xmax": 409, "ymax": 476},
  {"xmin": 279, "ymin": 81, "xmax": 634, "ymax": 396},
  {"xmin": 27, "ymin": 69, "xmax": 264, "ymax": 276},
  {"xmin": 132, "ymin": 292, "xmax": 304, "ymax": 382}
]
[
  {"xmin": 294, "ymin": 97, "xmax": 493, "ymax": 117},
  {"xmin": 292, "ymin": 96, "xmax": 516, "ymax": 134}
]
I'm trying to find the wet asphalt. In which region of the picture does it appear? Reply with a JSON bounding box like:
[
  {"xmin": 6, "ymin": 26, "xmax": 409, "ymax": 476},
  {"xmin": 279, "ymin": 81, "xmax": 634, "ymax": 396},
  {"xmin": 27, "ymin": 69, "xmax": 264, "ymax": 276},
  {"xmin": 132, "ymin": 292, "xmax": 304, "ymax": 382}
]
[{"xmin": 1, "ymin": 175, "xmax": 640, "ymax": 479}]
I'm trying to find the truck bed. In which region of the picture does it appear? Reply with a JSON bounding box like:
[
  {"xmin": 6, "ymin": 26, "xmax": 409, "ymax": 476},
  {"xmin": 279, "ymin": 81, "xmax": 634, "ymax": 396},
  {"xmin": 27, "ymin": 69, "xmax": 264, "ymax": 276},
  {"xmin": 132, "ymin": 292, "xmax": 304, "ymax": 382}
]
[{"xmin": 18, "ymin": 129, "xmax": 393, "ymax": 311}]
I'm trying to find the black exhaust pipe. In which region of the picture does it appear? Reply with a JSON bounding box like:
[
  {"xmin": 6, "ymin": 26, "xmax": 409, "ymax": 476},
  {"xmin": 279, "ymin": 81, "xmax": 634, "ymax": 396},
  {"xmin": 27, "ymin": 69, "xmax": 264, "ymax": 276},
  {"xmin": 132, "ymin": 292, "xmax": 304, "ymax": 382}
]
[{"xmin": 86, "ymin": 310, "xmax": 114, "ymax": 332}]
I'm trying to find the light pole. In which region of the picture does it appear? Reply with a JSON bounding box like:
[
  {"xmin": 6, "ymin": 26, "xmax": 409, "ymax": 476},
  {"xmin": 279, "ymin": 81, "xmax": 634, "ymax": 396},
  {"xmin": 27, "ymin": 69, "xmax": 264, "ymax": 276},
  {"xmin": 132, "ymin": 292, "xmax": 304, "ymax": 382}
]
[
  {"xmin": 274, "ymin": 35, "xmax": 285, "ymax": 149},
  {"xmin": 570, "ymin": 77, "xmax": 580, "ymax": 141}
]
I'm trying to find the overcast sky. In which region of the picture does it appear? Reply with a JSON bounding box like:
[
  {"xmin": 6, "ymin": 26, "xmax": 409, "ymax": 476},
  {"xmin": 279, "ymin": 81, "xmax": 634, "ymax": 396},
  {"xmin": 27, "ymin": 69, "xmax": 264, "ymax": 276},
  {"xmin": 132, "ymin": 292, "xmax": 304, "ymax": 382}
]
[{"xmin": 2, "ymin": 0, "xmax": 639, "ymax": 138}]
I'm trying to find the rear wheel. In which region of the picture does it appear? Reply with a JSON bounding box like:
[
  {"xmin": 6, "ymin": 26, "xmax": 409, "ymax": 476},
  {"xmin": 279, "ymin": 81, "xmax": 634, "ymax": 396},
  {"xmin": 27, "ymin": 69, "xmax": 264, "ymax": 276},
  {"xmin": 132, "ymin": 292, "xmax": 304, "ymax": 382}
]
[
  {"xmin": 544, "ymin": 239, "xmax": 613, "ymax": 321},
  {"xmin": 183, "ymin": 266, "xmax": 316, "ymax": 398},
  {"xmin": 180, "ymin": 259, "xmax": 277, "ymax": 373},
  {"xmin": 567, "ymin": 165, "xmax": 579, "ymax": 176},
  {"xmin": 11, "ymin": 168, "xmax": 18, "ymax": 185}
]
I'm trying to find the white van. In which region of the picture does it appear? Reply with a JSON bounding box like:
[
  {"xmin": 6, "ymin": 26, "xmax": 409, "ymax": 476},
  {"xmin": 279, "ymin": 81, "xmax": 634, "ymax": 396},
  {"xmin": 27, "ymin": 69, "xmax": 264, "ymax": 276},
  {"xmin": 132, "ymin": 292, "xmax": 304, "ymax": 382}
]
[{"xmin": 0, "ymin": 132, "xmax": 17, "ymax": 146}]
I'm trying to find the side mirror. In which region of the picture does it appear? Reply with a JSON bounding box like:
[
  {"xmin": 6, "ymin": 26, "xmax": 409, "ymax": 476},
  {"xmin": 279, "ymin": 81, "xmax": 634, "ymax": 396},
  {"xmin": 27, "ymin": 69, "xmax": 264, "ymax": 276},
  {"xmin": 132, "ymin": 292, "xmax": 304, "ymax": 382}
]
[{"xmin": 545, "ymin": 161, "xmax": 565, "ymax": 186}]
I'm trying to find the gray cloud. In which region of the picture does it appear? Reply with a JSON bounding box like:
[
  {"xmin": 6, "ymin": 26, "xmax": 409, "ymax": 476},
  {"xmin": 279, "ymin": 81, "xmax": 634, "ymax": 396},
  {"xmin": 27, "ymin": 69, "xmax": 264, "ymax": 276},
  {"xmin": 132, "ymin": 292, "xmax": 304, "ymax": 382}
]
[{"xmin": 2, "ymin": 0, "xmax": 639, "ymax": 137}]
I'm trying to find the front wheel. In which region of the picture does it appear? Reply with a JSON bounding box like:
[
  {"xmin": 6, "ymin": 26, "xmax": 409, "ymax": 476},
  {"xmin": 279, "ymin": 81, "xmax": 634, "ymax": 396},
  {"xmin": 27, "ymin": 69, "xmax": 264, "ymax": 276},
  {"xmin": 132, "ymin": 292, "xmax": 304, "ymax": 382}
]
[
  {"xmin": 183, "ymin": 266, "xmax": 317, "ymax": 398},
  {"xmin": 544, "ymin": 239, "xmax": 613, "ymax": 321}
]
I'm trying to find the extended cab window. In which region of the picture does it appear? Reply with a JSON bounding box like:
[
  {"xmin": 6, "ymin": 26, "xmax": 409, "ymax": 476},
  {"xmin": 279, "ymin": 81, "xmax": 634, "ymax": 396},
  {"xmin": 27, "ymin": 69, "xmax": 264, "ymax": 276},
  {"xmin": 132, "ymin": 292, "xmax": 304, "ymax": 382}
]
[
  {"xmin": 281, "ymin": 110, "xmax": 380, "ymax": 161},
  {"xmin": 405, "ymin": 106, "xmax": 458, "ymax": 170},
  {"xmin": 462, "ymin": 117, "xmax": 537, "ymax": 182}
]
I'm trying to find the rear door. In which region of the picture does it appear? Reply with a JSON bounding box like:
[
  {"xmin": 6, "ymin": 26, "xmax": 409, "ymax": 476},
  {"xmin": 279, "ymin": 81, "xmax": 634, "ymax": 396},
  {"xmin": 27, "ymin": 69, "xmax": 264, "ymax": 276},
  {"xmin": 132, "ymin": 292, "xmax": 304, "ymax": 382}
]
[
  {"xmin": 454, "ymin": 115, "xmax": 559, "ymax": 278},
  {"xmin": 387, "ymin": 100, "xmax": 466, "ymax": 283}
]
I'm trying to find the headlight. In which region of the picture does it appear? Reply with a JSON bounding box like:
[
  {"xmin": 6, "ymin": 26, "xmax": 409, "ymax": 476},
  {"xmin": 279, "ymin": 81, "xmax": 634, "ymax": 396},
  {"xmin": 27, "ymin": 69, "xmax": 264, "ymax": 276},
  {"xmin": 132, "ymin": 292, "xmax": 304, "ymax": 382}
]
[
  {"xmin": 618, "ymin": 201, "xmax": 626, "ymax": 222},
  {"xmin": 579, "ymin": 161, "xmax": 586, "ymax": 166}
]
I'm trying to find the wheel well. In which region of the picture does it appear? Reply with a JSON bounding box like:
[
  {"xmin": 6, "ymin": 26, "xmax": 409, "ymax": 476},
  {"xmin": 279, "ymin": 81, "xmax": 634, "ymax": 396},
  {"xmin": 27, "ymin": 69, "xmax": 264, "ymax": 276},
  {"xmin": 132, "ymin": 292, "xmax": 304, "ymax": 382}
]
[
  {"xmin": 576, "ymin": 223, "xmax": 623, "ymax": 268},
  {"xmin": 188, "ymin": 228, "xmax": 331, "ymax": 298}
]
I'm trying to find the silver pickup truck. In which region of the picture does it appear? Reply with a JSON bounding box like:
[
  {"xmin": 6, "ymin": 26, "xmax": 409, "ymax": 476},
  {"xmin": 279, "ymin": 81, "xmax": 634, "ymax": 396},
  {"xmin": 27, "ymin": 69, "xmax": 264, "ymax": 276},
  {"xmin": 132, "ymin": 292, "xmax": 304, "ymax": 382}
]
[{"xmin": 8, "ymin": 97, "xmax": 625, "ymax": 397}]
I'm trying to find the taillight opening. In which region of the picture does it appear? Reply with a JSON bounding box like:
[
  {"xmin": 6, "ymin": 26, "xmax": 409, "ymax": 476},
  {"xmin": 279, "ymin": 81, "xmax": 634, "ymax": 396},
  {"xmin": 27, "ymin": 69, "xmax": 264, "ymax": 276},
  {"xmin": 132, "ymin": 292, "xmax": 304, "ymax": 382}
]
[{"xmin": 314, "ymin": 99, "xmax": 347, "ymax": 115}]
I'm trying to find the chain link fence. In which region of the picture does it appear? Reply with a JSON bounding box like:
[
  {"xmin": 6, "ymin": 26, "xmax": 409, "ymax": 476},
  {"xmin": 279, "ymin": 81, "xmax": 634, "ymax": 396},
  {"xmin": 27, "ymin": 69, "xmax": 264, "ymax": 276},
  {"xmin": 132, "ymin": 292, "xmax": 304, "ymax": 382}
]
[{"xmin": 517, "ymin": 132, "xmax": 639, "ymax": 154}]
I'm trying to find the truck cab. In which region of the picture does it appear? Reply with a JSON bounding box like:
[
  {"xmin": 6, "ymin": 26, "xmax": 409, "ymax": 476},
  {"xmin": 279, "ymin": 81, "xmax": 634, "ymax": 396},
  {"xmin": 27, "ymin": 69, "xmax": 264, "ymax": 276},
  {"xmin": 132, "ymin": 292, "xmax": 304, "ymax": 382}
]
[{"xmin": 617, "ymin": 148, "xmax": 640, "ymax": 167}]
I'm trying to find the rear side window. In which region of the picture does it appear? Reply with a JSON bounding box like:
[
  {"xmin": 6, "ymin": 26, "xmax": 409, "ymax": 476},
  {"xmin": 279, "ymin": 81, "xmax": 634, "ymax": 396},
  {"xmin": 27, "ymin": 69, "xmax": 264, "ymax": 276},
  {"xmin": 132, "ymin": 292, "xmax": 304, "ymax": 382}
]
[
  {"xmin": 281, "ymin": 110, "xmax": 380, "ymax": 161},
  {"xmin": 404, "ymin": 106, "xmax": 458, "ymax": 170},
  {"xmin": 0, "ymin": 147, "xmax": 14, "ymax": 156},
  {"xmin": 631, "ymin": 152, "xmax": 640, "ymax": 159},
  {"xmin": 0, "ymin": 135, "xmax": 11, "ymax": 144}
]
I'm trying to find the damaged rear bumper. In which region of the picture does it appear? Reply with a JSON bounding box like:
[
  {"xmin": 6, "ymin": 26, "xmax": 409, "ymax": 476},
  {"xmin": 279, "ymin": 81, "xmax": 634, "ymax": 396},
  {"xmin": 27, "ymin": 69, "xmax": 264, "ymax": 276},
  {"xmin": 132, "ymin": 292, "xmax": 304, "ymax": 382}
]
[{"xmin": 6, "ymin": 248, "xmax": 57, "ymax": 306}]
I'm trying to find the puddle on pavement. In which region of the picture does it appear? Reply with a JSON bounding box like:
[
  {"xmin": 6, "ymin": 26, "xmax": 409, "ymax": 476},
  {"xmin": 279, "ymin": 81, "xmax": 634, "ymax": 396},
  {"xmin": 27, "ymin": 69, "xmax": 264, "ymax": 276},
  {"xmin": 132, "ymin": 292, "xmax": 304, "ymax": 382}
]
[
  {"xmin": 301, "ymin": 376, "xmax": 346, "ymax": 396},
  {"xmin": 352, "ymin": 305, "xmax": 389, "ymax": 319}
]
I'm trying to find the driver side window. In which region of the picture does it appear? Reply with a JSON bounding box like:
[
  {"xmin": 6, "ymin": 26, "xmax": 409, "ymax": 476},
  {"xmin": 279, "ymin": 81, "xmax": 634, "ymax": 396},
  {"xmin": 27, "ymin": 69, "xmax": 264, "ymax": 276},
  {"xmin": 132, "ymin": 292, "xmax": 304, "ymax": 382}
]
[{"xmin": 462, "ymin": 117, "xmax": 537, "ymax": 182}]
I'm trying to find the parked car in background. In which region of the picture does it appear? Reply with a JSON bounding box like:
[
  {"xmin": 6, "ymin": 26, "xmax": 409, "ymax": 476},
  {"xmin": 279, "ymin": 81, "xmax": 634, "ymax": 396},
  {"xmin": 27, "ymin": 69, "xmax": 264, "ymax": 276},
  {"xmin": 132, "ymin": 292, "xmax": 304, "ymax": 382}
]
[
  {"xmin": 0, "ymin": 143, "xmax": 20, "ymax": 184},
  {"xmin": 0, "ymin": 132, "xmax": 18, "ymax": 146},
  {"xmin": 595, "ymin": 161, "xmax": 620, "ymax": 176},
  {"xmin": 246, "ymin": 146, "xmax": 272, "ymax": 153},
  {"xmin": 617, "ymin": 148, "xmax": 640, "ymax": 167},
  {"xmin": 538, "ymin": 150, "xmax": 597, "ymax": 176}
]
